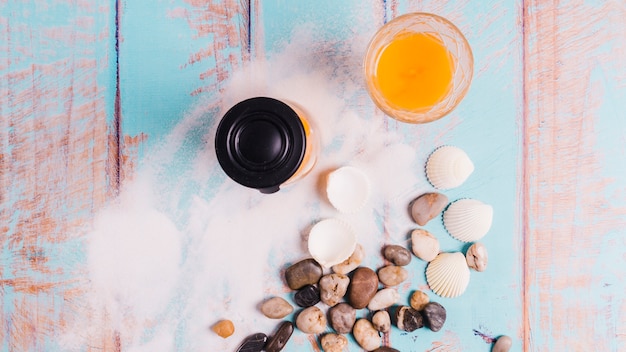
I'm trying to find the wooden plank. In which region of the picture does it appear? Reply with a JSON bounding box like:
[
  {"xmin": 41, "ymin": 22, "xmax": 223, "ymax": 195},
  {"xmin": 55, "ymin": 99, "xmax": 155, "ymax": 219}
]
[
  {"xmin": 523, "ymin": 0, "xmax": 626, "ymax": 350},
  {"xmin": 0, "ymin": 0, "xmax": 117, "ymax": 350}
]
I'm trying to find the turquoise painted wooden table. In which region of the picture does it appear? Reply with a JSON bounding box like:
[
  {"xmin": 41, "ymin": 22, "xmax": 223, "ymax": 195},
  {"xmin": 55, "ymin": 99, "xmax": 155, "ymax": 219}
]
[{"xmin": 1, "ymin": 1, "xmax": 625, "ymax": 351}]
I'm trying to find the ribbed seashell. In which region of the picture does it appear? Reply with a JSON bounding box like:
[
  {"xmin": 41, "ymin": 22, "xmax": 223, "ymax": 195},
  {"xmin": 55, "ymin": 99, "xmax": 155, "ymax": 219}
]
[
  {"xmin": 425, "ymin": 146, "xmax": 474, "ymax": 189},
  {"xmin": 426, "ymin": 252, "xmax": 470, "ymax": 298},
  {"xmin": 443, "ymin": 199, "xmax": 493, "ymax": 242}
]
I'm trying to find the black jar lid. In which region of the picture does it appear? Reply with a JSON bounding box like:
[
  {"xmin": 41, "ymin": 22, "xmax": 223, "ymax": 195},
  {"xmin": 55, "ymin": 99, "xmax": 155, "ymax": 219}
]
[{"xmin": 215, "ymin": 97, "xmax": 306, "ymax": 194}]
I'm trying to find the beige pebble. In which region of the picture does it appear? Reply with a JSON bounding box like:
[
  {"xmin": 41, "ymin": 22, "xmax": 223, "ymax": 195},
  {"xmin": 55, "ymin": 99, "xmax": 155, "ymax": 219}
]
[
  {"xmin": 368, "ymin": 288, "xmax": 399, "ymax": 311},
  {"xmin": 492, "ymin": 335, "xmax": 513, "ymax": 352},
  {"xmin": 411, "ymin": 229, "xmax": 440, "ymax": 262},
  {"xmin": 353, "ymin": 319, "xmax": 382, "ymax": 351},
  {"xmin": 466, "ymin": 242, "xmax": 488, "ymax": 271},
  {"xmin": 296, "ymin": 306, "xmax": 327, "ymax": 334},
  {"xmin": 372, "ymin": 310, "xmax": 391, "ymax": 333},
  {"xmin": 211, "ymin": 319, "xmax": 234, "ymax": 338},
  {"xmin": 409, "ymin": 290, "xmax": 430, "ymax": 311},
  {"xmin": 332, "ymin": 244, "xmax": 364, "ymax": 275},
  {"xmin": 260, "ymin": 297, "xmax": 294, "ymax": 319},
  {"xmin": 377, "ymin": 265, "xmax": 408, "ymax": 287},
  {"xmin": 319, "ymin": 273, "xmax": 350, "ymax": 307},
  {"xmin": 320, "ymin": 333, "xmax": 348, "ymax": 352}
]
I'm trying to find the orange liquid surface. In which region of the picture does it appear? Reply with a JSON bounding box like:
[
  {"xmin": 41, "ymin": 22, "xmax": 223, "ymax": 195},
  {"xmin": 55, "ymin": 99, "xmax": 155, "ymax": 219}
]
[{"xmin": 375, "ymin": 32, "xmax": 454, "ymax": 111}]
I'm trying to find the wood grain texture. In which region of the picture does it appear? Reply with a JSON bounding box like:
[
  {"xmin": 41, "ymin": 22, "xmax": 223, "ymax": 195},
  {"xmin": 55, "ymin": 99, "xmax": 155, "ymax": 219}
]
[
  {"xmin": 523, "ymin": 0, "xmax": 626, "ymax": 350},
  {"xmin": 0, "ymin": 0, "xmax": 117, "ymax": 350}
]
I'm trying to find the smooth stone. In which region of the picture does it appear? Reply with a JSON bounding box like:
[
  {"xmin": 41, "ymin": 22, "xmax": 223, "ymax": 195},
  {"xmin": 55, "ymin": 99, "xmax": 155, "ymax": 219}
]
[
  {"xmin": 295, "ymin": 306, "xmax": 327, "ymax": 334},
  {"xmin": 382, "ymin": 245, "xmax": 412, "ymax": 266},
  {"xmin": 410, "ymin": 192, "xmax": 449, "ymax": 226},
  {"xmin": 409, "ymin": 290, "xmax": 430, "ymax": 311},
  {"xmin": 265, "ymin": 321, "xmax": 294, "ymax": 352},
  {"xmin": 328, "ymin": 302, "xmax": 356, "ymax": 334},
  {"xmin": 320, "ymin": 333, "xmax": 348, "ymax": 352},
  {"xmin": 373, "ymin": 348, "xmax": 401, "ymax": 352},
  {"xmin": 348, "ymin": 267, "xmax": 379, "ymax": 309},
  {"xmin": 377, "ymin": 265, "xmax": 408, "ymax": 287},
  {"xmin": 236, "ymin": 333, "xmax": 268, "ymax": 352},
  {"xmin": 319, "ymin": 273, "xmax": 350, "ymax": 307},
  {"xmin": 294, "ymin": 284, "xmax": 320, "ymax": 308},
  {"xmin": 395, "ymin": 306, "xmax": 424, "ymax": 332},
  {"xmin": 372, "ymin": 310, "xmax": 391, "ymax": 333},
  {"xmin": 285, "ymin": 258, "xmax": 323, "ymax": 290},
  {"xmin": 211, "ymin": 319, "xmax": 235, "ymax": 338},
  {"xmin": 353, "ymin": 319, "xmax": 382, "ymax": 351},
  {"xmin": 260, "ymin": 297, "xmax": 294, "ymax": 319},
  {"xmin": 411, "ymin": 229, "xmax": 440, "ymax": 262},
  {"xmin": 368, "ymin": 288, "xmax": 400, "ymax": 311},
  {"xmin": 466, "ymin": 242, "xmax": 489, "ymax": 271},
  {"xmin": 332, "ymin": 244, "xmax": 364, "ymax": 275},
  {"xmin": 422, "ymin": 302, "xmax": 446, "ymax": 332},
  {"xmin": 492, "ymin": 335, "xmax": 513, "ymax": 352}
]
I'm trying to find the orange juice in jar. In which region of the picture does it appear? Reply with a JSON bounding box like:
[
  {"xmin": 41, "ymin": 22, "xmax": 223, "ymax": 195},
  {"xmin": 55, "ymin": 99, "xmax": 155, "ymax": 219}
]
[{"xmin": 364, "ymin": 13, "xmax": 473, "ymax": 123}]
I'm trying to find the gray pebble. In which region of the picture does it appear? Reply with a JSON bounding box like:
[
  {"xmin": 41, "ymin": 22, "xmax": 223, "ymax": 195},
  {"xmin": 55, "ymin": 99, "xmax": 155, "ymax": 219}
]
[
  {"xmin": 328, "ymin": 302, "xmax": 356, "ymax": 334},
  {"xmin": 383, "ymin": 245, "xmax": 412, "ymax": 266},
  {"xmin": 285, "ymin": 259, "xmax": 323, "ymax": 290},
  {"xmin": 422, "ymin": 302, "xmax": 446, "ymax": 332},
  {"xmin": 410, "ymin": 192, "xmax": 448, "ymax": 226}
]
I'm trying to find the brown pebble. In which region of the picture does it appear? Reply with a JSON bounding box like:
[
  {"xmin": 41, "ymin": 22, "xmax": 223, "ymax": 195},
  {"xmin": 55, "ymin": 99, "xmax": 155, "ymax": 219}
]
[
  {"xmin": 409, "ymin": 290, "xmax": 430, "ymax": 311},
  {"xmin": 328, "ymin": 302, "xmax": 356, "ymax": 334},
  {"xmin": 394, "ymin": 306, "xmax": 424, "ymax": 332},
  {"xmin": 422, "ymin": 302, "xmax": 446, "ymax": 332},
  {"xmin": 211, "ymin": 319, "xmax": 234, "ymax": 338},
  {"xmin": 285, "ymin": 258, "xmax": 323, "ymax": 290},
  {"xmin": 383, "ymin": 244, "xmax": 412, "ymax": 266},
  {"xmin": 492, "ymin": 335, "xmax": 513, "ymax": 352},
  {"xmin": 260, "ymin": 297, "xmax": 294, "ymax": 319},
  {"xmin": 265, "ymin": 321, "xmax": 294, "ymax": 352},
  {"xmin": 410, "ymin": 192, "xmax": 449, "ymax": 226},
  {"xmin": 347, "ymin": 267, "xmax": 379, "ymax": 309}
]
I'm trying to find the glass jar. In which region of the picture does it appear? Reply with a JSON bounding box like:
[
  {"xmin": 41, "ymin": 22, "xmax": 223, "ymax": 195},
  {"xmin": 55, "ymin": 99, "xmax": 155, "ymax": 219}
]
[
  {"xmin": 215, "ymin": 97, "xmax": 319, "ymax": 193},
  {"xmin": 364, "ymin": 13, "xmax": 473, "ymax": 124}
]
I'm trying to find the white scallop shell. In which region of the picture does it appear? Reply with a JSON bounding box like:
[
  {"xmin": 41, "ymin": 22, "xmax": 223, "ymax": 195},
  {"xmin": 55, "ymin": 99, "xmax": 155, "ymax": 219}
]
[
  {"xmin": 425, "ymin": 146, "xmax": 474, "ymax": 189},
  {"xmin": 426, "ymin": 252, "xmax": 471, "ymax": 298},
  {"xmin": 308, "ymin": 218, "xmax": 357, "ymax": 268},
  {"xmin": 443, "ymin": 199, "xmax": 493, "ymax": 242},
  {"xmin": 326, "ymin": 166, "xmax": 371, "ymax": 213}
]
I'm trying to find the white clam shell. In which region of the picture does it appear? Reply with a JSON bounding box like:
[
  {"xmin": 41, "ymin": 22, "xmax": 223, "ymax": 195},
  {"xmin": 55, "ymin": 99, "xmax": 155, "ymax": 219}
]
[
  {"xmin": 425, "ymin": 146, "xmax": 474, "ymax": 189},
  {"xmin": 308, "ymin": 219, "xmax": 357, "ymax": 268},
  {"xmin": 426, "ymin": 252, "xmax": 471, "ymax": 298},
  {"xmin": 326, "ymin": 166, "xmax": 371, "ymax": 213},
  {"xmin": 443, "ymin": 199, "xmax": 493, "ymax": 242}
]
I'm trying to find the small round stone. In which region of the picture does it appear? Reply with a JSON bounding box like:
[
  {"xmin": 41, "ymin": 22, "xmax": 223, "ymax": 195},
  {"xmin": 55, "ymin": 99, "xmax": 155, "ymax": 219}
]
[
  {"xmin": 295, "ymin": 306, "xmax": 327, "ymax": 334},
  {"xmin": 367, "ymin": 288, "xmax": 399, "ymax": 311},
  {"xmin": 373, "ymin": 348, "xmax": 400, "ymax": 352},
  {"xmin": 260, "ymin": 297, "xmax": 294, "ymax": 319},
  {"xmin": 236, "ymin": 333, "xmax": 268, "ymax": 352},
  {"xmin": 394, "ymin": 306, "xmax": 424, "ymax": 332},
  {"xmin": 294, "ymin": 285, "xmax": 320, "ymax": 308},
  {"xmin": 328, "ymin": 303, "xmax": 356, "ymax": 334},
  {"xmin": 409, "ymin": 290, "xmax": 430, "ymax": 311},
  {"xmin": 285, "ymin": 258, "xmax": 323, "ymax": 290},
  {"xmin": 377, "ymin": 265, "xmax": 408, "ymax": 287},
  {"xmin": 372, "ymin": 310, "xmax": 391, "ymax": 333},
  {"xmin": 332, "ymin": 244, "xmax": 364, "ymax": 275},
  {"xmin": 348, "ymin": 267, "xmax": 379, "ymax": 309},
  {"xmin": 466, "ymin": 242, "xmax": 488, "ymax": 271},
  {"xmin": 411, "ymin": 229, "xmax": 440, "ymax": 262},
  {"xmin": 422, "ymin": 302, "xmax": 446, "ymax": 332},
  {"xmin": 211, "ymin": 319, "xmax": 235, "ymax": 338},
  {"xmin": 320, "ymin": 333, "xmax": 348, "ymax": 352},
  {"xmin": 353, "ymin": 319, "xmax": 382, "ymax": 351},
  {"xmin": 492, "ymin": 335, "xmax": 513, "ymax": 352},
  {"xmin": 319, "ymin": 273, "xmax": 350, "ymax": 307},
  {"xmin": 265, "ymin": 321, "xmax": 294, "ymax": 352},
  {"xmin": 382, "ymin": 245, "xmax": 412, "ymax": 266},
  {"xmin": 410, "ymin": 192, "xmax": 449, "ymax": 226}
]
